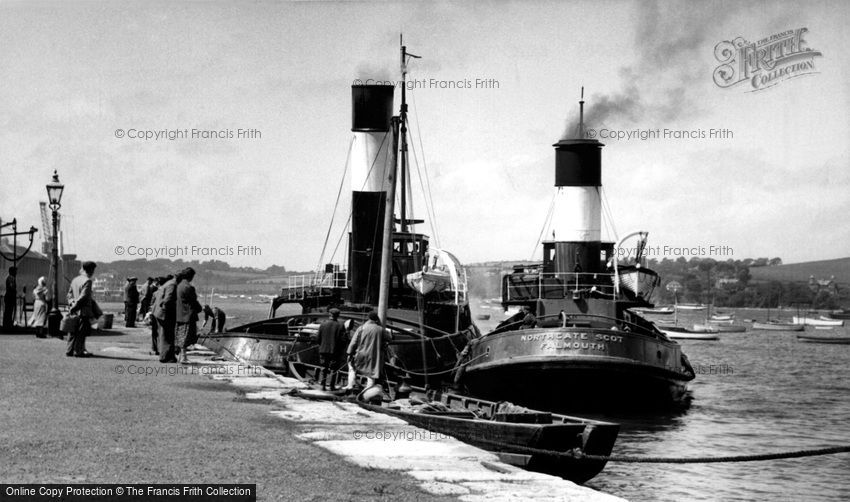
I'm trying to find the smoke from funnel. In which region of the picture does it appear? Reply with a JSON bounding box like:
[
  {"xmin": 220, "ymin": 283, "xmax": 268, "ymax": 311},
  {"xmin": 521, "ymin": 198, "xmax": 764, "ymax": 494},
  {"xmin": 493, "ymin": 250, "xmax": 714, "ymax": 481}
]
[
  {"xmin": 356, "ymin": 62, "xmax": 393, "ymax": 82},
  {"xmin": 563, "ymin": 1, "xmax": 743, "ymax": 139}
]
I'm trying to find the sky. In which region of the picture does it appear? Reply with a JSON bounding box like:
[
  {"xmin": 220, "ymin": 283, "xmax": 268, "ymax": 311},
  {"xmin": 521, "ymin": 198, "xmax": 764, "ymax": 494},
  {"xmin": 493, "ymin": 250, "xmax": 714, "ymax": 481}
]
[{"xmin": 0, "ymin": 0, "xmax": 847, "ymax": 271}]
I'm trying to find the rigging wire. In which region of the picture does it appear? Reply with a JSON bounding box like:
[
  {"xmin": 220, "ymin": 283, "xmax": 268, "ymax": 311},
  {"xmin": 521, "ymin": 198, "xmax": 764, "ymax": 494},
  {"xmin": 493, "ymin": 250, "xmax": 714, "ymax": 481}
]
[
  {"xmin": 408, "ymin": 91, "xmax": 440, "ymax": 248},
  {"xmin": 315, "ymin": 136, "xmax": 355, "ymax": 274},
  {"xmin": 600, "ymin": 186, "xmax": 618, "ymax": 242},
  {"xmin": 319, "ymin": 130, "xmax": 389, "ymax": 288},
  {"xmin": 530, "ymin": 189, "xmax": 558, "ymax": 260},
  {"xmin": 406, "ymin": 117, "xmax": 440, "ymax": 249}
]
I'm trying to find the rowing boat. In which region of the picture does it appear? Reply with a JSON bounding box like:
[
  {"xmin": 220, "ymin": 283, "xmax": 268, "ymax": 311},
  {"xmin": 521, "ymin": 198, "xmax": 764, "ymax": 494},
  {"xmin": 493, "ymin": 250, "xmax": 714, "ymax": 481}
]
[
  {"xmin": 290, "ymin": 371, "xmax": 618, "ymax": 484},
  {"xmin": 797, "ymin": 334, "xmax": 850, "ymax": 344}
]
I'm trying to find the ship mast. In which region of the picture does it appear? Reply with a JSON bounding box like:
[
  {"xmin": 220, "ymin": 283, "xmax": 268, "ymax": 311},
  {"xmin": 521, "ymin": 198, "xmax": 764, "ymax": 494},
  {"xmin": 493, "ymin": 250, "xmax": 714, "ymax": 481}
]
[
  {"xmin": 377, "ymin": 116, "xmax": 400, "ymax": 325},
  {"xmin": 399, "ymin": 34, "xmax": 419, "ymax": 233},
  {"xmin": 376, "ymin": 38, "xmax": 409, "ymax": 324}
]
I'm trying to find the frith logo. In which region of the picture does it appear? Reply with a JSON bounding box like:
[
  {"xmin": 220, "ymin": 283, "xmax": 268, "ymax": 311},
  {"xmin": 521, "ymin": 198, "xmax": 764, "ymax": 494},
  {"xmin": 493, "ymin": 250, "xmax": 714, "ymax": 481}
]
[{"xmin": 713, "ymin": 28, "xmax": 822, "ymax": 91}]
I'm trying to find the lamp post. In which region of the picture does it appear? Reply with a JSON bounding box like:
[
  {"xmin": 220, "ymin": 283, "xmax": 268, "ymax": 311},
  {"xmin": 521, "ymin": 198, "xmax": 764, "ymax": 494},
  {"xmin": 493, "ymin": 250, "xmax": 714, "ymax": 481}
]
[{"xmin": 46, "ymin": 170, "xmax": 64, "ymax": 337}]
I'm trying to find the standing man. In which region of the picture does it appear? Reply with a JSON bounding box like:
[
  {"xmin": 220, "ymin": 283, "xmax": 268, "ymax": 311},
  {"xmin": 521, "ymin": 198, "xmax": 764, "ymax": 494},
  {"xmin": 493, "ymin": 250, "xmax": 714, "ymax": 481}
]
[
  {"xmin": 138, "ymin": 277, "xmax": 155, "ymax": 319},
  {"xmin": 346, "ymin": 310, "xmax": 391, "ymax": 389},
  {"xmin": 153, "ymin": 273, "xmax": 178, "ymax": 363},
  {"xmin": 316, "ymin": 308, "xmax": 345, "ymax": 391},
  {"xmin": 3, "ymin": 266, "xmax": 17, "ymax": 330},
  {"xmin": 175, "ymin": 268, "xmax": 202, "ymax": 364},
  {"xmin": 123, "ymin": 277, "xmax": 139, "ymax": 327},
  {"xmin": 66, "ymin": 261, "xmax": 100, "ymax": 357},
  {"xmin": 148, "ymin": 276, "xmax": 167, "ymax": 355}
]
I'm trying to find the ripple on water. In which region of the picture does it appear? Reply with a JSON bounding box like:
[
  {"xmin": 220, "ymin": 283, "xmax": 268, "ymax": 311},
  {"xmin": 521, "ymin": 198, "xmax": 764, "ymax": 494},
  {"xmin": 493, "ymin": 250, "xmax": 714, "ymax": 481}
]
[{"xmin": 589, "ymin": 319, "xmax": 850, "ymax": 502}]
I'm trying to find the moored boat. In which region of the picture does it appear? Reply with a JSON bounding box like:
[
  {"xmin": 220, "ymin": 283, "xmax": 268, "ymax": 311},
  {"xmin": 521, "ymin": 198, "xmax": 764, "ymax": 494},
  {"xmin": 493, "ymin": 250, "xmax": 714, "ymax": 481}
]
[
  {"xmin": 202, "ymin": 42, "xmax": 480, "ymax": 382},
  {"xmin": 675, "ymin": 304, "xmax": 706, "ymax": 311},
  {"xmin": 633, "ymin": 306, "xmax": 674, "ymax": 315},
  {"xmin": 828, "ymin": 310, "xmax": 850, "ymax": 320},
  {"xmin": 797, "ymin": 334, "xmax": 850, "ymax": 344},
  {"xmin": 751, "ymin": 321, "xmax": 804, "ymax": 331},
  {"xmin": 792, "ymin": 316, "xmax": 844, "ymax": 327},
  {"xmin": 453, "ymin": 97, "xmax": 695, "ymax": 411},
  {"xmin": 292, "ymin": 371, "xmax": 619, "ymax": 484},
  {"xmin": 712, "ymin": 324, "xmax": 747, "ymax": 333},
  {"xmin": 659, "ymin": 326, "xmax": 720, "ymax": 340}
]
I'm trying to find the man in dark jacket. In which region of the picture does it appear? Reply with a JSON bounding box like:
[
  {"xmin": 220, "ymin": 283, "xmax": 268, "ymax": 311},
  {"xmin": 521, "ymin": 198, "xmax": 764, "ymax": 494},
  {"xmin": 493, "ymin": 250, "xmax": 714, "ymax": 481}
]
[
  {"xmin": 138, "ymin": 277, "xmax": 155, "ymax": 319},
  {"xmin": 123, "ymin": 277, "xmax": 139, "ymax": 327},
  {"xmin": 3, "ymin": 266, "xmax": 17, "ymax": 330},
  {"xmin": 175, "ymin": 268, "xmax": 202, "ymax": 364},
  {"xmin": 316, "ymin": 308, "xmax": 345, "ymax": 391},
  {"xmin": 67, "ymin": 261, "xmax": 100, "ymax": 357},
  {"xmin": 153, "ymin": 273, "xmax": 178, "ymax": 363},
  {"xmin": 148, "ymin": 276, "xmax": 167, "ymax": 355},
  {"xmin": 202, "ymin": 304, "xmax": 226, "ymax": 333}
]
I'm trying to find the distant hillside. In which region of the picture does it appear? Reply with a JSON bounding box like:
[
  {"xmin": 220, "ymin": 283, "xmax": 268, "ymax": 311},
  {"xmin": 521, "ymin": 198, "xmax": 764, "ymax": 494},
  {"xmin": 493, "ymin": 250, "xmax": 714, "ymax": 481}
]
[
  {"xmin": 467, "ymin": 256, "xmax": 849, "ymax": 309},
  {"xmin": 92, "ymin": 258, "xmax": 306, "ymax": 295},
  {"xmin": 749, "ymin": 257, "xmax": 850, "ymax": 284}
]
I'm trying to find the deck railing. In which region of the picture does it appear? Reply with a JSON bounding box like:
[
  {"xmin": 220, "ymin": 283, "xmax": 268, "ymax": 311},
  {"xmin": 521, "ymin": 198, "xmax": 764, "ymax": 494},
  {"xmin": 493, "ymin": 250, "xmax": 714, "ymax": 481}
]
[
  {"xmin": 503, "ymin": 269, "xmax": 659, "ymax": 303},
  {"xmin": 504, "ymin": 272, "xmax": 618, "ymax": 302},
  {"xmin": 284, "ymin": 270, "xmax": 347, "ymax": 300}
]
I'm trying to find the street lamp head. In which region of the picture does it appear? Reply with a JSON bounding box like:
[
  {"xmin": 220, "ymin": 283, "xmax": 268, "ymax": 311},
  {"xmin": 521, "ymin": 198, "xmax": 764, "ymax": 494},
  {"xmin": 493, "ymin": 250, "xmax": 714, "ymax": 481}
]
[{"xmin": 46, "ymin": 170, "xmax": 64, "ymax": 210}]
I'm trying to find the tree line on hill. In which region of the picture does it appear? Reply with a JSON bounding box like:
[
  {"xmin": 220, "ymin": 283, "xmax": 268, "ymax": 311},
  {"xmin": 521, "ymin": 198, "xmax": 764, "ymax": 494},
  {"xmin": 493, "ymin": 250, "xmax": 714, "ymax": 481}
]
[
  {"xmin": 467, "ymin": 257, "xmax": 848, "ymax": 309},
  {"xmin": 97, "ymin": 257, "xmax": 847, "ymax": 309},
  {"xmin": 94, "ymin": 258, "xmax": 300, "ymax": 294}
]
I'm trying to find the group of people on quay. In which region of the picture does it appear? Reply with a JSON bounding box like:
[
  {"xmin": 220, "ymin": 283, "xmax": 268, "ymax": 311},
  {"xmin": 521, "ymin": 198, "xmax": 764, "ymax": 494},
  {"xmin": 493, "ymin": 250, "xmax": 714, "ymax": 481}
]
[
  {"xmin": 7, "ymin": 260, "xmax": 390, "ymax": 387},
  {"xmin": 128, "ymin": 268, "xmax": 203, "ymax": 364},
  {"xmin": 2, "ymin": 266, "xmax": 55, "ymax": 338},
  {"xmin": 0, "ymin": 261, "xmax": 229, "ymax": 363},
  {"xmin": 315, "ymin": 308, "xmax": 392, "ymax": 394}
]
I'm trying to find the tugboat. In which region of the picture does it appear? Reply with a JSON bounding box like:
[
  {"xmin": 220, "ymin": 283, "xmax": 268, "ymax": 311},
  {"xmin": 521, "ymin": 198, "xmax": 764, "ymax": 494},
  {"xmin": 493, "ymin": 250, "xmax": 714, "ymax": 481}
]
[
  {"xmin": 454, "ymin": 94, "xmax": 695, "ymax": 411},
  {"xmin": 201, "ymin": 42, "xmax": 479, "ymax": 383}
]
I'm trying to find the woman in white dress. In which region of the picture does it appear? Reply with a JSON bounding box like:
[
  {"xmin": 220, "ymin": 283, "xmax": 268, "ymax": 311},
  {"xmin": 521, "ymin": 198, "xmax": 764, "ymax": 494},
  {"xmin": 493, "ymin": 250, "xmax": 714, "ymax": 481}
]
[{"xmin": 30, "ymin": 276, "xmax": 48, "ymax": 338}]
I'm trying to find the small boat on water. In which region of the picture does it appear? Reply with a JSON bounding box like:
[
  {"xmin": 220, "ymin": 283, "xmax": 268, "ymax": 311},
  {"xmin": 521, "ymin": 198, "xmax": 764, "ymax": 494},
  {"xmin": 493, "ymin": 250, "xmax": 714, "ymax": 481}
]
[
  {"xmin": 797, "ymin": 334, "xmax": 850, "ymax": 344},
  {"xmin": 792, "ymin": 316, "xmax": 844, "ymax": 327},
  {"xmin": 828, "ymin": 310, "xmax": 850, "ymax": 320},
  {"xmin": 633, "ymin": 306, "xmax": 674, "ymax": 315},
  {"xmin": 292, "ymin": 367, "xmax": 618, "ymax": 484},
  {"xmin": 707, "ymin": 318, "xmax": 734, "ymax": 325},
  {"xmin": 658, "ymin": 326, "xmax": 719, "ymax": 341},
  {"xmin": 710, "ymin": 314, "xmax": 734, "ymax": 321},
  {"xmin": 712, "ymin": 325, "xmax": 747, "ymax": 333},
  {"xmin": 752, "ymin": 321, "xmax": 804, "ymax": 331},
  {"xmin": 675, "ymin": 304, "xmax": 706, "ymax": 311}
]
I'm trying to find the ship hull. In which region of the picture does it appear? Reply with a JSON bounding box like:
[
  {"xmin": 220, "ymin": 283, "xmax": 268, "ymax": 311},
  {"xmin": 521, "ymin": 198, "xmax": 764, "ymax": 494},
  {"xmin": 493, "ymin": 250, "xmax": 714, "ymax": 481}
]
[
  {"xmin": 199, "ymin": 311, "xmax": 478, "ymax": 383},
  {"xmin": 460, "ymin": 327, "xmax": 693, "ymax": 411}
]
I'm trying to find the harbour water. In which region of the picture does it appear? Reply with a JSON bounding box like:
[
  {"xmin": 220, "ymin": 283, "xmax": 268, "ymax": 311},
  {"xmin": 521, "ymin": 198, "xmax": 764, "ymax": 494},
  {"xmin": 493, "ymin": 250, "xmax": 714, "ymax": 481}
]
[
  {"xmin": 593, "ymin": 327, "xmax": 849, "ymax": 500},
  {"xmin": 157, "ymin": 299, "xmax": 850, "ymax": 500}
]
